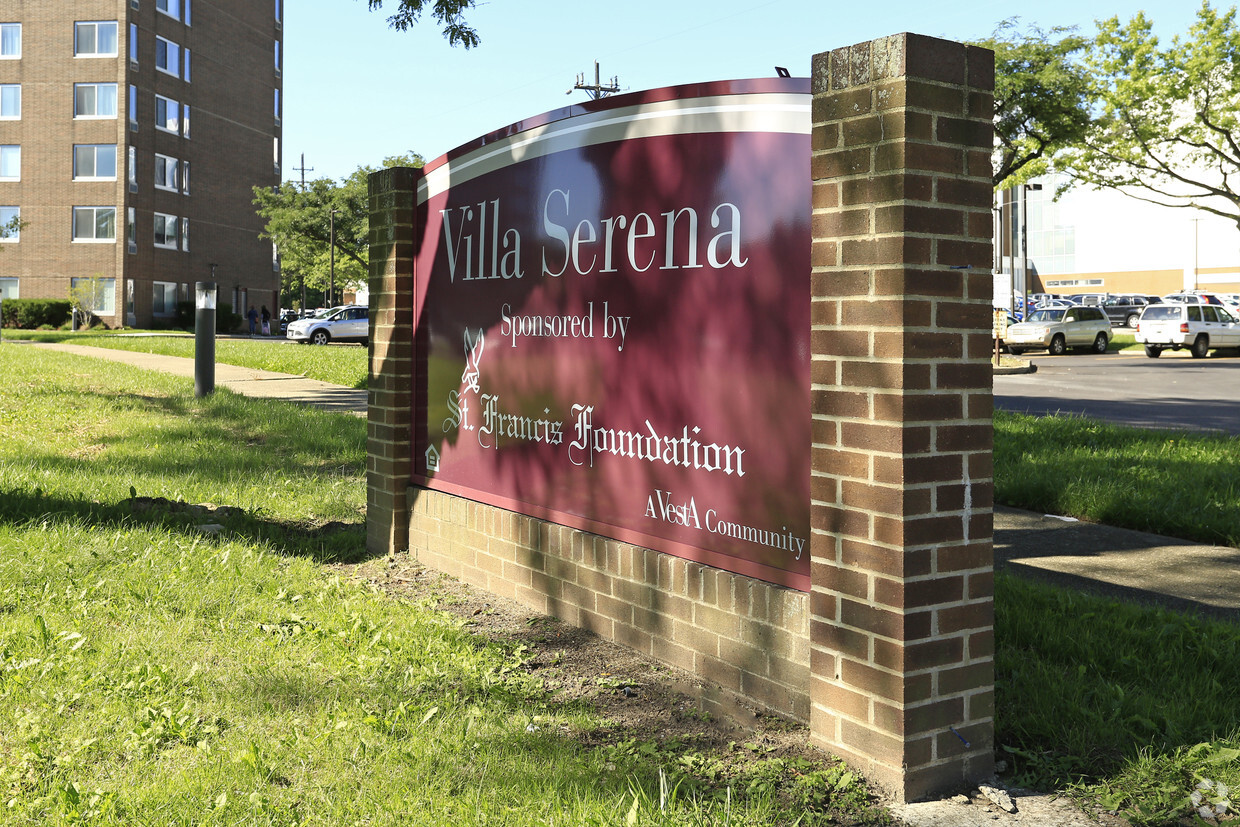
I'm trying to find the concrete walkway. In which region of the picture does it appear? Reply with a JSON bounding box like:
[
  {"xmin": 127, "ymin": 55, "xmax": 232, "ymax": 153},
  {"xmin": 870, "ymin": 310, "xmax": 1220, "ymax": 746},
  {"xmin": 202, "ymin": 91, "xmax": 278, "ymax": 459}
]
[{"xmin": 28, "ymin": 340, "xmax": 367, "ymax": 416}]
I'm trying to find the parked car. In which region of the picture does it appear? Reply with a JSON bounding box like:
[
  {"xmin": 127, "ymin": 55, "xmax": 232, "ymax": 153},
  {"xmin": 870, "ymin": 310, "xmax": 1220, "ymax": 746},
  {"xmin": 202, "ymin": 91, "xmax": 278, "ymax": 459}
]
[
  {"xmin": 1004, "ymin": 305, "xmax": 1111, "ymax": 356},
  {"xmin": 1134, "ymin": 302, "xmax": 1240, "ymax": 358},
  {"xmin": 277, "ymin": 309, "xmax": 300, "ymax": 334},
  {"xmin": 1101, "ymin": 294, "xmax": 1162, "ymax": 328},
  {"xmin": 1163, "ymin": 291, "xmax": 1229, "ymax": 306},
  {"xmin": 285, "ymin": 305, "xmax": 369, "ymax": 345},
  {"xmin": 1070, "ymin": 293, "xmax": 1109, "ymax": 306}
]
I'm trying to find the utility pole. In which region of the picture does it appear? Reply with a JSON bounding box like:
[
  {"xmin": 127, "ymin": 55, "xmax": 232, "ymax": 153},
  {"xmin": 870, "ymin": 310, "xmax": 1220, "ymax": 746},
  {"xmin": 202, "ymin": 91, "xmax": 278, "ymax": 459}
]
[
  {"xmin": 293, "ymin": 153, "xmax": 314, "ymax": 190},
  {"xmin": 291, "ymin": 153, "xmax": 314, "ymax": 313},
  {"xmin": 570, "ymin": 61, "xmax": 620, "ymax": 100}
]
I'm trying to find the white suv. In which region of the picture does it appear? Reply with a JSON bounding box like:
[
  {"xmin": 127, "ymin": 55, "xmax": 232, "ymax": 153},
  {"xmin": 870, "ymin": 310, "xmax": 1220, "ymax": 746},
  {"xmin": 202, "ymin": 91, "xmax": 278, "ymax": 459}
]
[
  {"xmin": 1135, "ymin": 302, "xmax": 1240, "ymax": 358},
  {"xmin": 285, "ymin": 305, "xmax": 369, "ymax": 345},
  {"xmin": 1005, "ymin": 305, "xmax": 1111, "ymax": 356}
]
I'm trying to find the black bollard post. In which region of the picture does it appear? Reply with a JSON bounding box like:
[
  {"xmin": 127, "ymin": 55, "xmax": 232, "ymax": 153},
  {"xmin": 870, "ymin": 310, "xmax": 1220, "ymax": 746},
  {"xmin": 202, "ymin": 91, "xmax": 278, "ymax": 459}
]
[{"xmin": 194, "ymin": 281, "xmax": 217, "ymax": 397}]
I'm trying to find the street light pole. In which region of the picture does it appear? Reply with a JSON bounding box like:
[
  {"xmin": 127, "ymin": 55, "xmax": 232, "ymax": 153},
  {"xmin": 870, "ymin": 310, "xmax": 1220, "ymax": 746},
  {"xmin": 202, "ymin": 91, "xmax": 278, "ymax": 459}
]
[
  {"xmin": 329, "ymin": 208, "xmax": 338, "ymax": 308},
  {"xmin": 1020, "ymin": 183, "xmax": 1043, "ymax": 315}
]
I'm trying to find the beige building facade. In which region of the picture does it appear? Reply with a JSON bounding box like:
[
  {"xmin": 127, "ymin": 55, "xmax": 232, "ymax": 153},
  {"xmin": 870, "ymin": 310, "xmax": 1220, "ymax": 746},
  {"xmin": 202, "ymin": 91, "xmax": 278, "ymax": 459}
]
[{"xmin": 0, "ymin": 0, "xmax": 281, "ymax": 327}]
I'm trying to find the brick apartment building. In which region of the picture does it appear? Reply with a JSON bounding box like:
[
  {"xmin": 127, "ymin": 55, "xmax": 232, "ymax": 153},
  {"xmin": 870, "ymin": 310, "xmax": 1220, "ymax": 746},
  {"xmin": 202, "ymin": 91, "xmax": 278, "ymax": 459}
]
[{"xmin": 0, "ymin": 0, "xmax": 282, "ymax": 328}]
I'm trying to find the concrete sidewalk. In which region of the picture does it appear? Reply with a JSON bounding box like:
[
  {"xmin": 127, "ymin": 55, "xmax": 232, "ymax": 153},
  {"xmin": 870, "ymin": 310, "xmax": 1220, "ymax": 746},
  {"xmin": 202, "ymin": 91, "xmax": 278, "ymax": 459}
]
[{"xmin": 27, "ymin": 340, "xmax": 367, "ymax": 416}]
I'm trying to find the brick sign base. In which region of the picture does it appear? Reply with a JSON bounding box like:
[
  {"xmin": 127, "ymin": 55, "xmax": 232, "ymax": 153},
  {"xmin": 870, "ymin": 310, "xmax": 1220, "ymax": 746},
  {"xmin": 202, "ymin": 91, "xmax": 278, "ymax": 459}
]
[{"xmin": 368, "ymin": 33, "xmax": 994, "ymax": 803}]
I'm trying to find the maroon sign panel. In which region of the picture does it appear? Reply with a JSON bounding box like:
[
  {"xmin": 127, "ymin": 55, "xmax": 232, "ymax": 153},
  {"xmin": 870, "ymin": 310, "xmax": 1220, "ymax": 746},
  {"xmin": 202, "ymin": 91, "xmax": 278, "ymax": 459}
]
[{"xmin": 411, "ymin": 79, "xmax": 811, "ymax": 590}]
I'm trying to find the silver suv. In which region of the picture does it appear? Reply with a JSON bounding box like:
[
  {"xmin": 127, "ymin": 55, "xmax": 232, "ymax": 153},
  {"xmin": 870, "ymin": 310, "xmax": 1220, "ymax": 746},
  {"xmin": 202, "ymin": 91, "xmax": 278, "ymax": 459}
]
[
  {"xmin": 1005, "ymin": 305, "xmax": 1111, "ymax": 356},
  {"xmin": 1135, "ymin": 302, "xmax": 1240, "ymax": 358},
  {"xmin": 285, "ymin": 305, "xmax": 369, "ymax": 345}
]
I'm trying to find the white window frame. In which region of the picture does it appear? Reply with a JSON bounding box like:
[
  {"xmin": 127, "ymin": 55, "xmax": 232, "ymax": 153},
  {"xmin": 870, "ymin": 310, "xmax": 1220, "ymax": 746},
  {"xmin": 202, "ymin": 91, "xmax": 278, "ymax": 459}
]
[
  {"xmin": 74, "ymin": 83, "xmax": 118, "ymax": 119},
  {"xmin": 0, "ymin": 145, "xmax": 19, "ymax": 181},
  {"xmin": 156, "ymin": 0, "xmax": 181, "ymax": 20},
  {"xmin": 155, "ymin": 94, "xmax": 179, "ymax": 133},
  {"xmin": 0, "ymin": 23, "xmax": 20, "ymax": 59},
  {"xmin": 0, "ymin": 206, "xmax": 19, "ymax": 243},
  {"xmin": 154, "ymin": 153, "xmax": 179, "ymax": 191},
  {"xmin": 73, "ymin": 144, "xmax": 118, "ymax": 181},
  {"xmin": 0, "ymin": 277, "xmax": 18, "ymax": 299},
  {"xmin": 74, "ymin": 21, "xmax": 118, "ymax": 58},
  {"xmin": 154, "ymin": 212, "xmax": 179, "ymax": 249},
  {"xmin": 73, "ymin": 207, "xmax": 117, "ymax": 242},
  {"xmin": 155, "ymin": 36, "xmax": 180, "ymax": 78},
  {"xmin": 0, "ymin": 84, "xmax": 18, "ymax": 119}
]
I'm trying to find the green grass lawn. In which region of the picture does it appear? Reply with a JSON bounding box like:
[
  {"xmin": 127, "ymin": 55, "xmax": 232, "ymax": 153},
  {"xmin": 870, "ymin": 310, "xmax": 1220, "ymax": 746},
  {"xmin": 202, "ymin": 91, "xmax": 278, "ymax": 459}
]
[
  {"xmin": 4, "ymin": 343, "xmax": 1240, "ymax": 825},
  {"xmin": 0, "ymin": 346, "xmax": 879, "ymax": 826}
]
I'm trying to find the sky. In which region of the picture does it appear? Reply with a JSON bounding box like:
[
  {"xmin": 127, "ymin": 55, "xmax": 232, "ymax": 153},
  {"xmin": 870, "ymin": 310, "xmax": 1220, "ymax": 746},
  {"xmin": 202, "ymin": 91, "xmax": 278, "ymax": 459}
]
[{"xmin": 282, "ymin": 0, "xmax": 1205, "ymax": 183}]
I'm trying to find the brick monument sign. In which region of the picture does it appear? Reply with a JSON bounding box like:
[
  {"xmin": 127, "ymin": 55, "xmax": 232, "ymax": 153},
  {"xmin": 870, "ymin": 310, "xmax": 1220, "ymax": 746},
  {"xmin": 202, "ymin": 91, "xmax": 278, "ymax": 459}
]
[{"xmin": 366, "ymin": 33, "xmax": 995, "ymax": 802}]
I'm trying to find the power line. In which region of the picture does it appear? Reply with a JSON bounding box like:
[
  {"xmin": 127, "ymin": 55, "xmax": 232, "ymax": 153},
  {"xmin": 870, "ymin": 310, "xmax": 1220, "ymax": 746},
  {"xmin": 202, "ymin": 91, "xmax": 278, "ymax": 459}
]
[{"xmin": 292, "ymin": 153, "xmax": 314, "ymax": 189}]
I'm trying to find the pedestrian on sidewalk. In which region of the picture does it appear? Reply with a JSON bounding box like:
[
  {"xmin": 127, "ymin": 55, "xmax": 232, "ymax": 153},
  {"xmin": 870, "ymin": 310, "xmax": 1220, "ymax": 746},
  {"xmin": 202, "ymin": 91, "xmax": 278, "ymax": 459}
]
[
  {"xmin": 247, "ymin": 306, "xmax": 258, "ymax": 335},
  {"xmin": 260, "ymin": 306, "xmax": 271, "ymax": 336}
]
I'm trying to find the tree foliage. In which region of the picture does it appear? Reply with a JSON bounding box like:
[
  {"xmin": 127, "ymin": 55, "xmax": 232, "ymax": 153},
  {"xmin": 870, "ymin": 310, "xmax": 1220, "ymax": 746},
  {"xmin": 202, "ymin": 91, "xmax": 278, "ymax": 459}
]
[
  {"xmin": 1063, "ymin": 2, "xmax": 1240, "ymax": 229},
  {"xmin": 974, "ymin": 19, "xmax": 1093, "ymax": 188},
  {"xmin": 253, "ymin": 154, "xmax": 423, "ymax": 308},
  {"xmin": 365, "ymin": 0, "xmax": 480, "ymax": 48}
]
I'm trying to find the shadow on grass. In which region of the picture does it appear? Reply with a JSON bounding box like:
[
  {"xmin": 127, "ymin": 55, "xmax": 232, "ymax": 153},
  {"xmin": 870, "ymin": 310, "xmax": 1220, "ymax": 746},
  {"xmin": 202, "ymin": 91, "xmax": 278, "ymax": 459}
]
[{"xmin": 0, "ymin": 485, "xmax": 369, "ymax": 564}]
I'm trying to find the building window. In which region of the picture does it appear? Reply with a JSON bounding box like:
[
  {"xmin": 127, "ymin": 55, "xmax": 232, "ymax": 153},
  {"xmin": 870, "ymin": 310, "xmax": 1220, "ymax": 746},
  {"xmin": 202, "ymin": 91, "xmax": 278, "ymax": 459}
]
[
  {"xmin": 156, "ymin": 36, "xmax": 180, "ymax": 77},
  {"xmin": 128, "ymin": 146, "xmax": 137, "ymax": 191},
  {"xmin": 156, "ymin": 0, "xmax": 181, "ymax": 21},
  {"xmin": 273, "ymin": 137, "xmax": 280, "ymax": 175},
  {"xmin": 153, "ymin": 281, "xmax": 178, "ymax": 315},
  {"xmin": 274, "ymin": 41, "xmax": 280, "ymax": 75},
  {"xmin": 181, "ymin": 103, "xmax": 190, "ymax": 138},
  {"xmin": 70, "ymin": 277, "xmax": 116, "ymax": 315},
  {"xmin": 181, "ymin": 161, "xmax": 190, "ymax": 194},
  {"xmin": 0, "ymin": 206, "xmax": 19, "ymax": 242},
  {"xmin": 73, "ymin": 145, "xmax": 118, "ymax": 180},
  {"xmin": 73, "ymin": 207, "xmax": 117, "ymax": 242},
  {"xmin": 0, "ymin": 278, "xmax": 17, "ymax": 299},
  {"xmin": 181, "ymin": 218, "xmax": 189, "ymax": 251},
  {"xmin": 184, "ymin": 0, "xmax": 192, "ymax": 26},
  {"xmin": 75, "ymin": 83, "xmax": 118, "ymax": 118},
  {"xmin": 154, "ymin": 212, "xmax": 179, "ymax": 248},
  {"xmin": 155, "ymin": 94, "xmax": 179, "ymax": 132},
  {"xmin": 128, "ymin": 84, "xmax": 137, "ymax": 129},
  {"xmin": 155, "ymin": 154, "xmax": 180, "ymax": 191},
  {"xmin": 275, "ymin": 0, "xmax": 281, "ymax": 24},
  {"xmin": 75, "ymin": 22, "xmax": 118, "ymax": 57},
  {"xmin": 127, "ymin": 207, "xmax": 136, "ymax": 253},
  {"xmin": 0, "ymin": 24, "xmax": 19, "ymax": 58},
  {"xmin": 0, "ymin": 145, "xmax": 19, "ymax": 180},
  {"xmin": 0, "ymin": 84, "xmax": 18, "ymax": 119},
  {"xmin": 183, "ymin": 49, "xmax": 191, "ymax": 82},
  {"xmin": 274, "ymin": 88, "xmax": 280, "ymax": 123},
  {"xmin": 129, "ymin": 23, "xmax": 138, "ymax": 64}
]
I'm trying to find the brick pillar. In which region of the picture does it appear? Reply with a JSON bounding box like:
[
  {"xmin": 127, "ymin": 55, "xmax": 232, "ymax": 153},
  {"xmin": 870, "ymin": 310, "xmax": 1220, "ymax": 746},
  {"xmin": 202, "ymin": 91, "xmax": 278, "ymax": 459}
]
[
  {"xmin": 808, "ymin": 35, "xmax": 995, "ymax": 802},
  {"xmin": 366, "ymin": 167, "xmax": 419, "ymax": 558}
]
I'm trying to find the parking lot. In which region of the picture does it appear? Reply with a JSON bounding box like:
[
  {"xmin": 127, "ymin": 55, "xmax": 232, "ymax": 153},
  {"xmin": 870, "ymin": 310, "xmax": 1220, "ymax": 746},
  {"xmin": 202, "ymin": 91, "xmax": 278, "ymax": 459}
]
[{"xmin": 994, "ymin": 350, "xmax": 1240, "ymax": 435}]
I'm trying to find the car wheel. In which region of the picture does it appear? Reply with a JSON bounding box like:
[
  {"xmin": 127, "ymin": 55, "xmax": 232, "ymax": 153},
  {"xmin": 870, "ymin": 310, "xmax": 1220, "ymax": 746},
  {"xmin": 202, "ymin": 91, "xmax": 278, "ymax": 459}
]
[
  {"xmin": 1048, "ymin": 334, "xmax": 1067, "ymax": 356},
  {"xmin": 1126, "ymin": 313, "xmax": 1140, "ymax": 328},
  {"xmin": 1092, "ymin": 333, "xmax": 1109, "ymax": 353},
  {"xmin": 1143, "ymin": 344, "xmax": 1163, "ymax": 358},
  {"xmin": 1008, "ymin": 347, "xmax": 1023, "ymax": 356},
  {"xmin": 1190, "ymin": 334, "xmax": 1209, "ymax": 358},
  {"xmin": 311, "ymin": 329, "xmax": 331, "ymax": 346}
]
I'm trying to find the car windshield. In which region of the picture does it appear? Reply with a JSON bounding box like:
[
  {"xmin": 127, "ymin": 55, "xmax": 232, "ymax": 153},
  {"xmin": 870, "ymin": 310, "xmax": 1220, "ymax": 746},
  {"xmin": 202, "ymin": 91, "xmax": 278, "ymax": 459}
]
[
  {"xmin": 1141, "ymin": 306, "xmax": 1180, "ymax": 321},
  {"xmin": 1027, "ymin": 309, "xmax": 1064, "ymax": 322}
]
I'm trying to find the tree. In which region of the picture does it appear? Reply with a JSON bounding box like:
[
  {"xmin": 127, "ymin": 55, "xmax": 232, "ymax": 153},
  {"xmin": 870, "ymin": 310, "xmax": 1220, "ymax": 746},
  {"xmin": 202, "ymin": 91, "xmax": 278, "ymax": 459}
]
[
  {"xmin": 973, "ymin": 20, "xmax": 1093, "ymax": 189},
  {"xmin": 1061, "ymin": 2, "xmax": 1240, "ymax": 230},
  {"xmin": 364, "ymin": 0, "xmax": 480, "ymax": 47},
  {"xmin": 253, "ymin": 153, "xmax": 423, "ymax": 308}
]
